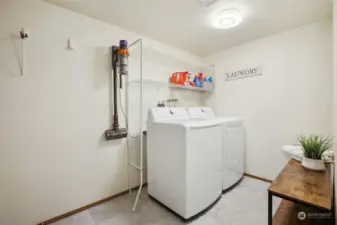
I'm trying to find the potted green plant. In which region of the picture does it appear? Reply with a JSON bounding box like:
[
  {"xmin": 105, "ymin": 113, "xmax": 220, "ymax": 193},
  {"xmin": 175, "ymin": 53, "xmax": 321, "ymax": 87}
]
[{"xmin": 298, "ymin": 134, "xmax": 334, "ymax": 171}]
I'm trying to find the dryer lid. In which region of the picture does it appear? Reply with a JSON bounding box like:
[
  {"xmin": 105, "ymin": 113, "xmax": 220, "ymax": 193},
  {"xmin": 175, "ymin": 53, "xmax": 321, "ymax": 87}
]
[
  {"xmin": 220, "ymin": 117, "xmax": 243, "ymax": 126},
  {"xmin": 188, "ymin": 107, "xmax": 216, "ymax": 119}
]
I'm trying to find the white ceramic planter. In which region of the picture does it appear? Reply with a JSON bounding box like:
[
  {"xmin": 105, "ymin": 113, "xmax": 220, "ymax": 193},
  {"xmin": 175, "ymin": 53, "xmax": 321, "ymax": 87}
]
[{"xmin": 301, "ymin": 157, "xmax": 325, "ymax": 171}]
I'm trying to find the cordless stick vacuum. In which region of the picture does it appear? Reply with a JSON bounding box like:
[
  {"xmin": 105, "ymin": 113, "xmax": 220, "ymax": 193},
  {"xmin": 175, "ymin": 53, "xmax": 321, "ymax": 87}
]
[{"xmin": 105, "ymin": 40, "xmax": 129, "ymax": 140}]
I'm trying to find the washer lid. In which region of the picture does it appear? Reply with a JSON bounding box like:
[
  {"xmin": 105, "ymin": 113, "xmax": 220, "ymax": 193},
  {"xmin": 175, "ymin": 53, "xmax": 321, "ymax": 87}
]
[{"xmin": 147, "ymin": 108, "xmax": 189, "ymax": 124}]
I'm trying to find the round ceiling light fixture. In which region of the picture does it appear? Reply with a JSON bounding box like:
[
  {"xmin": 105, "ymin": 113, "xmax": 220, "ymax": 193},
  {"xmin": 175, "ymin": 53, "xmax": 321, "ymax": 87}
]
[{"xmin": 211, "ymin": 9, "xmax": 243, "ymax": 29}]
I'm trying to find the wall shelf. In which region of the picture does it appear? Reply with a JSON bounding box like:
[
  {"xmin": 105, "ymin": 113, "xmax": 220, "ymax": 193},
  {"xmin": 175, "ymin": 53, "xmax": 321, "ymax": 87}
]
[
  {"xmin": 169, "ymin": 83, "xmax": 214, "ymax": 92},
  {"xmin": 128, "ymin": 78, "xmax": 214, "ymax": 92}
]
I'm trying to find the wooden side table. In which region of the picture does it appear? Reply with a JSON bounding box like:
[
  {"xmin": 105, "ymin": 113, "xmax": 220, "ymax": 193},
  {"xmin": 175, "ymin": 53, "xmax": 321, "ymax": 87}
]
[{"xmin": 268, "ymin": 159, "xmax": 334, "ymax": 225}]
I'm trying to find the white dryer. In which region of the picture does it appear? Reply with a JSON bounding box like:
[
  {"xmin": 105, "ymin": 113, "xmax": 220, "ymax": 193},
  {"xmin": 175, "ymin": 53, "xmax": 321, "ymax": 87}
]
[
  {"xmin": 147, "ymin": 108, "xmax": 222, "ymax": 219},
  {"xmin": 187, "ymin": 107, "xmax": 245, "ymax": 192}
]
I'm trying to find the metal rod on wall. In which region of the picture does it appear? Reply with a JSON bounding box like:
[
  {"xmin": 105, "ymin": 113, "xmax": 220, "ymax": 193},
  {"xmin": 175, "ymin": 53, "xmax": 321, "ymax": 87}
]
[
  {"xmin": 131, "ymin": 39, "xmax": 143, "ymax": 212},
  {"xmin": 20, "ymin": 29, "xmax": 28, "ymax": 76}
]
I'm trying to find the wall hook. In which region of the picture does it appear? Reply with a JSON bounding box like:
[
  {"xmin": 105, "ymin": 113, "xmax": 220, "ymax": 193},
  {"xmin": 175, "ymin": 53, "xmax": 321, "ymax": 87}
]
[{"xmin": 20, "ymin": 29, "xmax": 28, "ymax": 39}]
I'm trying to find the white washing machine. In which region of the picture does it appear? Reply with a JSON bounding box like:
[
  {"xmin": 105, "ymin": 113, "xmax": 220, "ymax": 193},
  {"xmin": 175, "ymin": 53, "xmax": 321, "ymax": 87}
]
[
  {"xmin": 147, "ymin": 108, "xmax": 222, "ymax": 219},
  {"xmin": 188, "ymin": 107, "xmax": 245, "ymax": 192}
]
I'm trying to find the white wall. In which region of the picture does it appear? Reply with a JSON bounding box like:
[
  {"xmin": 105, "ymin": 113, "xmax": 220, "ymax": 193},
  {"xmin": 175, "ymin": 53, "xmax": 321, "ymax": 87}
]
[
  {"xmin": 205, "ymin": 19, "xmax": 333, "ymax": 180},
  {"xmin": 0, "ymin": 1, "xmax": 203, "ymax": 224}
]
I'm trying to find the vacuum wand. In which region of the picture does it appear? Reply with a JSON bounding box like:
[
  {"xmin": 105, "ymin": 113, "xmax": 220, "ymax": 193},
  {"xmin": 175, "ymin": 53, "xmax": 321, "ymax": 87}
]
[
  {"xmin": 105, "ymin": 40, "xmax": 129, "ymax": 141},
  {"xmin": 112, "ymin": 46, "xmax": 119, "ymax": 132}
]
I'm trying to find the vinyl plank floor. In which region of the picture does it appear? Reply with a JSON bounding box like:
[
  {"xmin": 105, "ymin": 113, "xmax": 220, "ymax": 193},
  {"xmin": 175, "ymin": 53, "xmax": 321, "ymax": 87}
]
[
  {"xmin": 51, "ymin": 177, "xmax": 280, "ymax": 225},
  {"xmin": 52, "ymin": 211, "xmax": 96, "ymax": 225}
]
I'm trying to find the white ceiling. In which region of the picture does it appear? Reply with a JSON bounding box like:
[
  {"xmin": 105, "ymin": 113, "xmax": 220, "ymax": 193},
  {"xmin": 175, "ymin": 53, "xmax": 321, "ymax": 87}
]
[{"xmin": 47, "ymin": 0, "xmax": 332, "ymax": 56}]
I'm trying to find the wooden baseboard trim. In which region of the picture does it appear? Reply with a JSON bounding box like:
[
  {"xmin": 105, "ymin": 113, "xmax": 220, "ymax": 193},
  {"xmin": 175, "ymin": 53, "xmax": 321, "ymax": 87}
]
[
  {"xmin": 244, "ymin": 173, "xmax": 273, "ymax": 183},
  {"xmin": 37, "ymin": 183, "xmax": 147, "ymax": 225}
]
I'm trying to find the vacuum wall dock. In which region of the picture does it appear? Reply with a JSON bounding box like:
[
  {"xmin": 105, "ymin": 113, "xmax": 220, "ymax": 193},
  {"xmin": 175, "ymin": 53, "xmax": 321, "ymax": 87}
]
[{"xmin": 104, "ymin": 40, "xmax": 129, "ymax": 141}]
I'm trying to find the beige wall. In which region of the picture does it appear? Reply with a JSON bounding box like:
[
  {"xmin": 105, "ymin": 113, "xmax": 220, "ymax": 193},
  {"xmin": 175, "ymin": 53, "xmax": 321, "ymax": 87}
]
[
  {"xmin": 0, "ymin": 1, "xmax": 203, "ymax": 224},
  {"xmin": 205, "ymin": 19, "xmax": 333, "ymax": 180},
  {"xmin": 1, "ymin": 1, "xmax": 335, "ymax": 224}
]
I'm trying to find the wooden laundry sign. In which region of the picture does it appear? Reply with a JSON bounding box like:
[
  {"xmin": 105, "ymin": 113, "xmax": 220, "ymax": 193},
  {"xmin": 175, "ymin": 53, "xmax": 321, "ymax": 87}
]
[{"xmin": 225, "ymin": 65, "xmax": 263, "ymax": 81}]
